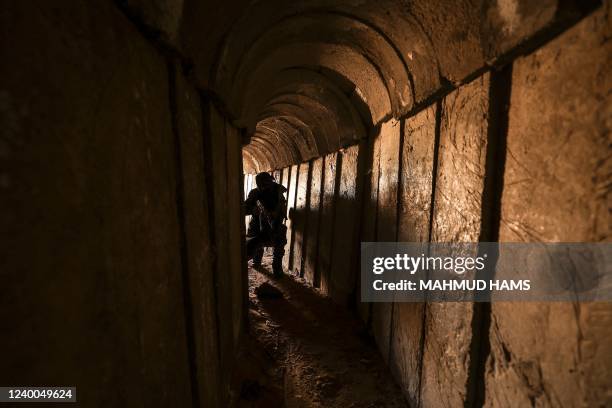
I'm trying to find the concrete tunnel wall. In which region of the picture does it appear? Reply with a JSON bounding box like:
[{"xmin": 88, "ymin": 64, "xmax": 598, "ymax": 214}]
[
  {"xmin": 1, "ymin": 2, "xmax": 246, "ymax": 406},
  {"xmin": 242, "ymin": 4, "xmax": 612, "ymax": 407},
  {"xmin": 1, "ymin": 0, "xmax": 610, "ymax": 407}
]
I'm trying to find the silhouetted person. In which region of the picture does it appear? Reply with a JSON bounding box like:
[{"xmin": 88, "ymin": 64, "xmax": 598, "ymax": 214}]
[{"xmin": 245, "ymin": 172, "xmax": 287, "ymax": 277}]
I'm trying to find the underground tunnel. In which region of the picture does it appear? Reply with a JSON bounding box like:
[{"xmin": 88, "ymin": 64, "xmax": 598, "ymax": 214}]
[{"xmin": 1, "ymin": 0, "xmax": 611, "ymax": 407}]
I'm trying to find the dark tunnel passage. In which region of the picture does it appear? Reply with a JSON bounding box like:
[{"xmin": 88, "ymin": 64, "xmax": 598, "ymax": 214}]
[{"xmin": 1, "ymin": 1, "xmax": 611, "ymax": 407}]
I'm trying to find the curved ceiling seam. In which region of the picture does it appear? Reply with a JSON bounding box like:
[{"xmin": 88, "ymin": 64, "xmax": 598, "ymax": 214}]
[
  {"xmin": 247, "ymin": 66, "xmax": 363, "ymax": 119},
  {"xmin": 257, "ymin": 102, "xmax": 336, "ymax": 152},
  {"xmin": 243, "ymin": 144, "xmax": 268, "ymax": 172},
  {"xmin": 250, "ymin": 136, "xmax": 279, "ymax": 161},
  {"xmin": 257, "ymin": 110, "xmax": 328, "ymax": 154},
  {"xmin": 247, "ymin": 136, "xmax": 277, "ymax": 167},
  {"xmin": 254, "ymin": 124, "xmax": 303, "ymax": 164},
  {"xmin": 251, "ymin": 132, "xmax": 292, "ymax": 167},
  {"xmin": 271, "ymin": 115, "xmax": 320, "ymax": 159},
  {"xmin": 259, "ymin": 107, "xmax": 333, "ymax": 154},
  {"xmin": 252, "ymin": 40, "xmax": 402, "ymax": 116},
  {"xmin": 232, "ymin": 42, "xmax": 392, "ymax": 125},
  {"xmin": 220, "ymin": 9, "xmax": 415, "ymax": 95},
  {"xmin": 230, "ymin": 33, "xmax": 408, "ymax": 114},
  {"xmin": 213, "ymin": 4, "xmax": 436, "ymax": 172},
  {"xmin": 252, "ymin": 126, "xmax": 300, "ymax": 165},
  {"xmin": 204, "ymin": 2, "xmax": 447, "ymax": 130},
  {"xmin": 253, "ymin": 128, "xmax": 300, "ymax": 161},
  {"xmin": 249, "ymin": 140, "xmax": 272, "ymax": 168},
  {"xmin": 277, "ymin": 68, "xmax": 370, "ymax": 134},
  {"xmin": 242, "ymin": 148, "xmax": 260, "ymax": 173},
  {"xmin": 258, "ymin": 116, "xmax": 319, "ymax": 159},
  {"xmin": 263, "ymin": 91, "xmax": 343, "ymax": 119},
  {"xmin": 259, "ymin": 98, "xmax": 364, "ymax": 153},
  {"xmin": 250, "ymin": 67, "xmax": 368, "ymax": 132},
  {"xmin": 255, "ymin": 121, "xmax": 313, "ymax": 162},
  {"xmin": 318, "ymin": 9, "xmax": 418, "ymax": 106},
  {"xmin": 263, "ymin": 94, "xmax": 359, "ymax": 139},
  {"xmin": 305, "ymin": 65, "xmax": 376, "ymax": 129},
  {"xmin": 342, "ymin": 40, "xmax": 404, "ymax": 114}
]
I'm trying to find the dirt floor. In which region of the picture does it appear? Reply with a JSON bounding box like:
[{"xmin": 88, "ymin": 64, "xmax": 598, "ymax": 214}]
[{"xmin": 231, "ymin": 253, "xmax": 408, "ymax": 407}]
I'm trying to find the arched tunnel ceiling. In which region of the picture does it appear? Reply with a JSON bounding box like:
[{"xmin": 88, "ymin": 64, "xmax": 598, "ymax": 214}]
[{"xmin": 181, "ymin": 0, "xmax": 492, "ymax": 172}]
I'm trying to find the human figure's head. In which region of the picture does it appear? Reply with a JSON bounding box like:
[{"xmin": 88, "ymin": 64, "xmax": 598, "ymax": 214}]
[{"xmin": 255, "ymin": 172, "xmax": 274, "ymax": 190}]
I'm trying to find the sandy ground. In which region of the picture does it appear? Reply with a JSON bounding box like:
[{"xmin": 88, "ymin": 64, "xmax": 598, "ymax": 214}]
[{"xmin": 231, "ymin": 254, "xmax": 408, "ymax": 407}]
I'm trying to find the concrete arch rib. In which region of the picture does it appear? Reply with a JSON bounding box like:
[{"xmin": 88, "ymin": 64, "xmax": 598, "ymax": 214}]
[
  {"xmin": 251, "ymin": 133, "xmax": 291, "ymax": 170},
  {"xmin": 204, "ymin": 0, "xmax": 481, "ymax": 172},
  {"xmin": 250, "ymin": 135, "xmax": 290, "ymax": 170},
  {"xmin": 258, "ymin": 100, "xmax": 335, "ymax": 154},
  {"xmin": 245, "ymin": 139, "xmax": 274, "ymax": 171},
  {"xmin": 269, "ymin": 97, "xmax": 360, "ymax": 147},
  {"xmin": 242, "ymin": 148, "xmax": 260, "ymax": 174},
  {"xmin": 224, "ymin": 13, "xmax": 412, "ymax": 116},
  {"xmin": 252, "ymin": 124, "xmax": 300, "ymax": 167},
  {"xmin": 211, "ymin": 1, "xmax": 443, "ymax": 105},
  {"xmin": 243, "ymin": 145, "xmax": 266, "ymax": 174},
  {"xmin": 233, "ymin": 42, "xmax": 391, "ymax": 126},
  {"xmin": 257, "ymin": 116, "xmax": 319, "ymax": 163},
  {"xmin": 242, "ymin": 68, "xmax": 367, "ymax": 140}
]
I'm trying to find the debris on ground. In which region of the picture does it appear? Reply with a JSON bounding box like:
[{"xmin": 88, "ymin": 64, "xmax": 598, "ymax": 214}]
[{"xmin": 233, "ymin": 255, "xmax": 407, "ymax": 407}]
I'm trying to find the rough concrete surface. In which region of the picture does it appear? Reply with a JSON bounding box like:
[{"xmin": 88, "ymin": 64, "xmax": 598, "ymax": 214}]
[
  {"xmin": 291, "ymin": 161, "xmax": 311, "ymax": 277},
  {"xmin": 317, "ymin": 152, "xmax": 338, "ymax": 296},
  {"xmin": 388, "ymin": 105, "xmax": 438, "ymax": 405},
  {"xmin": 371, "ymin": 119, "xmax": 402, "ymax": 365},
  {"xmin": 120, "ymin": 0, "xmax": 184, "ymax": 46},
  {"xmin": 358, "ymin": 133, "xmax": 381, "ymax": 324},
  {"xmin": 303, "ymin": 157, "xmax": 323, "ymax": 286},
  {"xmin": 205, "ymin": 103, "xmax": 235, "ymax": 402},
  {"xmin": 226, "ymin": 123, "xmax": 245, "ymax": 349},
  {"xmin": 361, "ymin": 133, "xmax": 382, "ymax": 244},
  {"xmin": 376, "ymin": 119, "xmax": 401, "ymax": 243},
  {"xmin": 173, "ymin": 63, "xmax": 221, "ymax": 406},
  {"xmin": 398, "ymin": 105, "xmax": 438, "ymax": 244},
  {"xmin": 481, "ymin": 0, "xmax": 557, "ymax": 59},
  {"xmin": 421, "ymin": 74, "xmax": 491, "ymax": 408},
  {"xmin": 329, "ymin": 144, "xmax": 362, "ymax": 307},
  {"xmin": 406, "ymin": 0, "xmax": 484, "ymax": 84},
  {"xmin": 486, "ymin": 5, "xmax": 612, "ymax": 407},
  {"xmin": 0, "ymin": 2, "xmax": 193, "ymax": 406}
]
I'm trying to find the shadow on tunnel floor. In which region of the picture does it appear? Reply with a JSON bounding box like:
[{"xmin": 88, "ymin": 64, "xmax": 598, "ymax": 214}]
[{"xmin": 230, "ymin": 255, "xmax": 408, "ymax": 408}]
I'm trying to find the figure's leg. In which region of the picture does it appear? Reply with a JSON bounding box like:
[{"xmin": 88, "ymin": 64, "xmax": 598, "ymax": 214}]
[
  {"xmin": 246, "ymin": 215, "xmax": 265, "ymax": 267},
  {"xmin": 246, "ymin": 235, "xmax": 262, "ymax": 260},
  {"xmin": 272, "ymin": 247, "xmax": 284, "ymax": 276},
  {"xmin": 252, "ymin": 247, "xmax": 264, "ymax": 267},
  {"xmin": 272, "ymin": 225, "xmax": 288, "ymax": 277}
]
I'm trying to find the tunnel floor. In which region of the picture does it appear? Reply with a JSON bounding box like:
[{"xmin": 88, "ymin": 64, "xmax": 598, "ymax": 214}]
[{"xmin": 232, "ymin": 253, "xmax": 407, "ymax": 407}]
